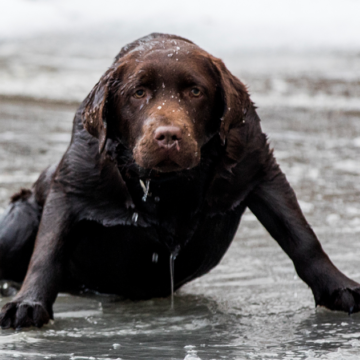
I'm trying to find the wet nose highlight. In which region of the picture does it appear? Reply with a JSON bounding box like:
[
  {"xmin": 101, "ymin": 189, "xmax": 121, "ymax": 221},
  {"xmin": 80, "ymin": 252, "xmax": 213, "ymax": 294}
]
[{"xmin": 154, "ymin": 126, "xmax": 182, "ymax": 149}]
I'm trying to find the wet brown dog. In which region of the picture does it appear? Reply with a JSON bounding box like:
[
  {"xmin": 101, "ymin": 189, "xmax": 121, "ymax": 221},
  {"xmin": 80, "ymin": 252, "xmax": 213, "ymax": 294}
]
[{"xmin": 1, "ymin": 33, "xmax": 360, "ymax": 329}]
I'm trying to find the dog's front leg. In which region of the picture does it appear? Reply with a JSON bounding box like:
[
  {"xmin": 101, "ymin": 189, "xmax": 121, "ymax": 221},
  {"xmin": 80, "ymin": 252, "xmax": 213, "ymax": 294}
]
[
  {"xmin": 0, "ymin": 187, "xmax": 74, "ymax": 329},
  {"xmin": 246, "ymin": 169, "xmax": 360, "ymax": 313}
]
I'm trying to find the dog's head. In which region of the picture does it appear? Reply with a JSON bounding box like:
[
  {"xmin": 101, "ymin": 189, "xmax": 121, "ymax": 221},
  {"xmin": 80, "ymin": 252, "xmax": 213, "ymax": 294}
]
[{"xmin": 82, "ymin": 33, "xmax": 253, "ymax": 173}]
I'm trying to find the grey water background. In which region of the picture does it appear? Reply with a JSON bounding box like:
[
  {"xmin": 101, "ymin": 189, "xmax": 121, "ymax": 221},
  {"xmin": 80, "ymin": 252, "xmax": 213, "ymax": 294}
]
[{"xmin": 1, "ymin": 1, "xmax": 360, "ymax": 359}]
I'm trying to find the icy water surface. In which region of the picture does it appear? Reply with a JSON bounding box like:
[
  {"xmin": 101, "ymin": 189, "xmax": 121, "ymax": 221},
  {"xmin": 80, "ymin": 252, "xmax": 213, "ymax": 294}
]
[{"xmin": 1, "ymin": 99, "xmax": 360, "ymax": 359}]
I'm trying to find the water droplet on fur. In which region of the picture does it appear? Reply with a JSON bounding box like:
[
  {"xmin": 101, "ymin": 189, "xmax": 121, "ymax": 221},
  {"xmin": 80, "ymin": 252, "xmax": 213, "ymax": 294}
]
[
  {"xmin": 140, "ymin": 179, "xmax": 146, "ymax": 192},
  {"xmin": 157, "ymin": 106, "xmax": 162, "ymax": 110},
  {"xmin": 168, "ymin": 53, "xmax": 173, "ymax": 57},
  {"xmin": 152, "ymin": 253, "xmax": 159, "ymax": 263},
  {"xmin": 132, "ymin": 212, "xmax": 138, "ymax": 223},
  {"xmin": 140, "ymin": 179, "xmax": 151, "ymax": 202},
  {"xmin": 162, "ymin": 83, "xmax": 165, "ymax": 88},
  {"xmin": 176, "ymin": 59, "xmax": 178, "ymax": 61}
]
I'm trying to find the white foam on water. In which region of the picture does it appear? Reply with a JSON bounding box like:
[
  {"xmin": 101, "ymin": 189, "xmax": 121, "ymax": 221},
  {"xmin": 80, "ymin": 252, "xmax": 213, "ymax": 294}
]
[
  {"xmin": 1, "ymin": 0, "xmax": 360, "ymax": 51},
  {"xmin": 0, "ymin": 333, "xmax": 42, "ymax": 344},
  {"xmin": 0, "ymin": 1, "xmax": 359, "ymax": 106},
  {"xmin": 334, "ymin": 160, "xmax": 360, "ymax": 174},
  {"xmin": 184, "ymin": 354, "xmax": 202, "ymax": 360},
  {"xmin": 0, "ymin": 173, "xmax": 40, "ymax": 183},
  {"xmin": 56, "ymin": 310, "xmax": 102, "ymax": 318},
  {"xmin": 252, "ymin": 93, "xmax": 360, "ymax": 112}
]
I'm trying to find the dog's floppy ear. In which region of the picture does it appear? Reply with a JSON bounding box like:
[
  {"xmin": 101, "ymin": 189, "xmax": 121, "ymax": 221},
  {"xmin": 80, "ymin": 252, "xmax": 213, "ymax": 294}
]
[
  {"xmin": 212, "ymin": 57, "xmax": 257, "ymax": 141},
  {"xmin": 206, "ymin": 57, "xmax": 268, "ymax": 213},
  {"xmin": 82, "ymin": 65, "xmax": 121, "ymax": 153}
]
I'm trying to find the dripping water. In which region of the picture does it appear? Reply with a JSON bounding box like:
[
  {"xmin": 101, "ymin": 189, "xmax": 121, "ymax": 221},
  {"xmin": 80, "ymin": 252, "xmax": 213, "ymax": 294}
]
[
  {"xmin": 170, "ymin": 253, "xmax": 176, "ymax": 309},
  {"xmin": 132, "ymin": 212, "xmax": 138, "ymax": 223},
  {"xmin": 169, "ymin": 247, "xmax": 180, "ymax": 309}
]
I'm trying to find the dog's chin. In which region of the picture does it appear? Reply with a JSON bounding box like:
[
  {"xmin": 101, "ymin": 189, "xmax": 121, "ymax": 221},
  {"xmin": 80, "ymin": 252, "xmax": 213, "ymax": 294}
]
[
  {"xmin": 135, "ymin": 157, "xmax": 199, "ymax": 174},
  {"xmin": 153, "ymin": 159, "xmax": 183, "ymax": 173}
]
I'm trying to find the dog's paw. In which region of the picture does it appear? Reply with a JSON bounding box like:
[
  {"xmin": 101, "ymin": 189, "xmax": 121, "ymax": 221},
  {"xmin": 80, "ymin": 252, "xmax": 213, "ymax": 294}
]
[
  {"xmin": 317, "ymin": 286, "xmax": 360, "ymax": 314},
  {"xmin": 0, "ymin": 300, "xmax": 51, "ymax": 329}
]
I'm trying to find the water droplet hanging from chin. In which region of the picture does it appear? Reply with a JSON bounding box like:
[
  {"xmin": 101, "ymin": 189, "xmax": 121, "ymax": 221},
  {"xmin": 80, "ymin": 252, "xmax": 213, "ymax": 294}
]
[{"xmin": 132, "ymin": 212, "xmax": 138, "ymax": 223}]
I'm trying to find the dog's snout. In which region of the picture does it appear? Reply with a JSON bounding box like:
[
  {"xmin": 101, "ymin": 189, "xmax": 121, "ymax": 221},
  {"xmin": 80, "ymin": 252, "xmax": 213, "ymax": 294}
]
[{"xmin": 154, "ymin": 126, "xmax": 182, "ymax": 148}]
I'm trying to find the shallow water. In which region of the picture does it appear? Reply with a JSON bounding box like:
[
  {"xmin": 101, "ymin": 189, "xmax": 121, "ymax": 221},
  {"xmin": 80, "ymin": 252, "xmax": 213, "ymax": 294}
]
[
  {"xmin": 1, "ymin": 9, "xmax": 360, "ymax": 358},
  {"xmin": 1, "ymin": 97, "xmax": 360, "ymax": 360}
]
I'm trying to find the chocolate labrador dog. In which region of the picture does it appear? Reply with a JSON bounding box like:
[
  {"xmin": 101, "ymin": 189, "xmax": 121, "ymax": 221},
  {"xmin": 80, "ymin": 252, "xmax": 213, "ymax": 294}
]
[{"xmin": 1, "ymin": 33, "xmax": 359, "ymax": 329}]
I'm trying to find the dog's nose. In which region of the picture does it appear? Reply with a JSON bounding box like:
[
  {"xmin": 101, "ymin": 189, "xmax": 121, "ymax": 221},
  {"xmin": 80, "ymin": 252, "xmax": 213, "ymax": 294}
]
[{"xmin": 154, "ymin": 126, "xmax": 182, "ymax": 148}]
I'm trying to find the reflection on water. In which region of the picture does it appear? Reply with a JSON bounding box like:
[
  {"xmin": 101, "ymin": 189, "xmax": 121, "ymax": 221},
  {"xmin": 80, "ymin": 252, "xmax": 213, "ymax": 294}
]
[
  {"xmin": 1, "ymin": 284, "xmax": 360, "ymax": 359},
  {"xmin": 1, "ymin": 101, "xmax": 360, "ymax": 359}
]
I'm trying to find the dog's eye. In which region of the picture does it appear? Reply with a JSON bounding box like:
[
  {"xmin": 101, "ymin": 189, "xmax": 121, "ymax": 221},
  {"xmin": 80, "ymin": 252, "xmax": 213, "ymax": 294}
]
[
  {"xmin": 191, "ymin": 88, "xmax": 201, "ymax": 97},
  {"xmin": 134, "ymin": 89, "xmax": 145, "ymax": 98}
]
